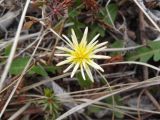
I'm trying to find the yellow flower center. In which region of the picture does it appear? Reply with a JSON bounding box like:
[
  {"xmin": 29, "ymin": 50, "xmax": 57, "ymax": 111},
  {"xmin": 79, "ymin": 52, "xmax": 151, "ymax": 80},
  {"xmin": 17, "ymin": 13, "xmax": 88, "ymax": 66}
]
[{"xmin": 71, "ymin": 44, "xmax": 91, "ymax": 64}]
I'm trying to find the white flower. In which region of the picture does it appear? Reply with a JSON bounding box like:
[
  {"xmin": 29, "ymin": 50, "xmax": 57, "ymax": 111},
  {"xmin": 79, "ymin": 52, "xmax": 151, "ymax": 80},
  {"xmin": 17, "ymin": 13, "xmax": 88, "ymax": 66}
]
[{"xmin": 55, "ymin": 27, "xmax": 110, "ymax": 82}]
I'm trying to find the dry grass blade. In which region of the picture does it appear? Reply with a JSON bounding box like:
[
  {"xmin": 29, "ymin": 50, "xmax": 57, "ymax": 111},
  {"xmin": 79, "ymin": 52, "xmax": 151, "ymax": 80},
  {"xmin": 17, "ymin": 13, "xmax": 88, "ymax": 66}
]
[
  {"xmin": 0, "ymin": 30, "xmax": 46, "ymax": 118},
  {"xmin": 56, "ymin": 76, "xmax": 160, "ymax": 120},
  {"xmin": 20, "ymin": 61, "xmax": 160, "ymax": 93},
  {"xmin": 0, "ymin": 0, "xmax": 31, "ymax": 91},
  {"xmin": 8, "ymin": 102, "xmax": 31, "ymax": 120},
  {"xmin": 56, "ymin": 84, "xmax": 137, "ymax": 120},
  {"xmin": 1, "ymin": 1, "xmax": 160, "ymax": 119},
  {"xmin": 101, "ymin": 61, "xmax": 160, "ymax": 72},
  {"xmin": 133, "ymin": 0, "xmax": 160, "ymax": 33},
  {"xmin": 0, "ymin": 32, "xmax": 41, "ymax": 51},
  {"xmin": 103, "ymin": 45, "xmax": 143, "ymax": 52}
]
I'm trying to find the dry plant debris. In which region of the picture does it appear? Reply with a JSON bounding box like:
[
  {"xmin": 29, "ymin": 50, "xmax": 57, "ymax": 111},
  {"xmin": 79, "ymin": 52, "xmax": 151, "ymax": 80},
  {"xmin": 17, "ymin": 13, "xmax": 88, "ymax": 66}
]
[{"xmin": 0, "ymin": 0, "xmax": 160, "ymax": 120}]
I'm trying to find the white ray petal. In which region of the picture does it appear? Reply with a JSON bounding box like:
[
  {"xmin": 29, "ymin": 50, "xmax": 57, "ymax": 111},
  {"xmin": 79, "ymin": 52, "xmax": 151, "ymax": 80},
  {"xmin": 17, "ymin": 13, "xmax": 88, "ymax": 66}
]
[
  {"xmin": 54, "ymin": 54, "xmax": 71, "ymax": 57},
  {"xmin": 71, "ymin": 63, "xmax": 80, "ymax": 78},
  {"xmin": 80, "ymin": 64, "xmax": 86, "ymax": 80},
  {"xmin": 56, "ymin": 59, "xmax": 72, "ymax": 66},
  {"xmin": 90, "ymin": 55, "xmax": 111, "ymax": 59},
  {"xmin": 94, "ymin": 41, "xmax": 108, "ymax": 49},
  {"xmin": 62, "ymin": 34, "xmax": 72, "ymax": 44},
  {"xmin": 56, "ymin": 46, "xmax": 73, "ymax": 52},
  {"xmin": 71, "ymin": 29, "xmax": 78, "ymax": 46},
  {"xmin": 92, "ymin": 46, "xmax": 106, "ymax": 54},
  {"xmin": 88, "ymin": 34, "xmax": 100, "ymax": 45},
  {"xmin": 62, "ymin": 34, "xmax": 74, "ymax": 48},
  {"xmin": 80, "ymin": 27, "xmax": 88, "ymax": 46},
  {"xmin": 63, "ymin": 63, "xmax": 74, "ymax": 73},
  {"xmin": 87, "ymin": 40, "xmax": 98, "ymax": 49},
  {"xmin": 85, "ymin": 41, "xmax": 99, "ymax": 53},
  {"xmin": 85, "ymin": 64, "xmax": 94, "ymax": 82},
  {"xmin": 87, "ymin": 60, "xmax": 104, "ymax": 72}
]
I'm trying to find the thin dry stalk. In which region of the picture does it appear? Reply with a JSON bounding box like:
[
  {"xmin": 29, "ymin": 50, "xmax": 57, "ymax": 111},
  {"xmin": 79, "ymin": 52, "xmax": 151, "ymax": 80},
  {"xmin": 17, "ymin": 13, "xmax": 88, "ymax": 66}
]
[
  {"xmin": 8, "ymin": 102, "xmax": 31, "ymax": 120},
  {"xmin": 0, "ymin": 30, "xmax": 47, "ymax": 118},
  {"xmin": 133, "ymin": 0, "xmax": 160, "ymax": 33},
  {"xmin": 0, "ymin": 0, "xmax": 30, "ymax": 91}
]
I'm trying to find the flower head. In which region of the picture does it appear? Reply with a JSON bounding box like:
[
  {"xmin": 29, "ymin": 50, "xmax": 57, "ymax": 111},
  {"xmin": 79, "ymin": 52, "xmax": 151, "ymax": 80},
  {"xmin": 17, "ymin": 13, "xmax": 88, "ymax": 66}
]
[{"xmin": 55, "ymin": 27, "xmax": 110, "ymax": 82}]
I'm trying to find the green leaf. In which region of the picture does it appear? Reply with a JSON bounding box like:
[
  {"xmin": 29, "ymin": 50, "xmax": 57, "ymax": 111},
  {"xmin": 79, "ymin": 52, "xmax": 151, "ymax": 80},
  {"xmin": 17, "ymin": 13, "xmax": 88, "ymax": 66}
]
[
  {"xmin": 153, "ymin": 50, "xmax": 160, "ymax": 61},
  {"xmin": 127, "ymin": 47, "xmax": 151, "ymax": 62},
  {"xmin": 89, "ymin": 24, "xmax": 105, "ymax": 39},
  {"xmin": 30, "ymin": 65, "xmax": 48, "ymax": 77},
  {"xmin": 105, "ymin": 4, "xmax": 118, "ymax": 24},
  {"xmin": 110, "ymin": 40, "xmax": 124, "ymax": 56},
  {"xmin": 87, "ymin": 106, "xmax": 102, "ymax": 115},
  {"xmin": 44, "ymin": 65, "xmax": 57, "ymax": 73},
  {"xmin": 9, "ymin": 57, "xmax": 29, "ymax": 75},
  {"xmin": 149, "ymin": 41, "xmax": 160, "ymax": 61},
  {"xmin": 104, "ymin": 95, "xmax": 124, "ymax": 118},
  {"xmin": 111, "ymin": 40, "xmax": 123, "ymax": 48},
  {"xmin": 126, "ymin": 41, "xmax": 160, "ymax": 62},
  {"xmin": 5, "ymin": 45, "xmax": 12, "ymax": 56},
  {"xmin": 114, "ymin": 110, "xmax": 124, "ymax": 119},
  {"xmin": 99, "ymin": 4, "xmax": 118, "ymax": 25},
  {"xmin": 10, "ymin": 57, "xmax": 56, "ymax": 76},
  {"xmin": 68, "ymin": 8, "xmax": 79, "ymax": 18},
  {"xmin": 68, "ymin": 0, "xmax": 84, "ymax": 19},
  {"xmin": 67, "ymin": 19, "xmax": 85, "ymax": 41},
  {"xmin": 44, "ymin": 88, "xmax": 53, "ymax": 97},
  {"xmin": 76, "ymin": 72, "xmax": 92, "ymax": 88}
]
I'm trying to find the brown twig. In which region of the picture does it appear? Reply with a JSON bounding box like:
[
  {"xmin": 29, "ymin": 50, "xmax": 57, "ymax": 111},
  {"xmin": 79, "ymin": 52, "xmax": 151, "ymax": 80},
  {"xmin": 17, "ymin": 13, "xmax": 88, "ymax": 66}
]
[
  {"xmin": 145, "ymin": 90, "xmax": 160, "ymax": 111},
  {"xmin": 137, "ymin": 89, "xmax": 145, "ymax": 120},
  {"xmin": 47, "ymin": 19, "xmax": 66, "ymax": 64},
  {"xmin": 139, "ymin": 10, "xmax": 149, "ymax": 80}
]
